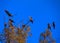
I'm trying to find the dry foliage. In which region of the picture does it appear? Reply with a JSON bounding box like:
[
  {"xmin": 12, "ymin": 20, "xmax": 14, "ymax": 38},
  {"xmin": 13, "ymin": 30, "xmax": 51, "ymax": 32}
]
[
  {"xmin": 39, "ymin": 23, "xmax": 56, "ymax": 43},
  {"xmin": 0, "ymin": 10, "xmax": 33, "ymax": 43}
]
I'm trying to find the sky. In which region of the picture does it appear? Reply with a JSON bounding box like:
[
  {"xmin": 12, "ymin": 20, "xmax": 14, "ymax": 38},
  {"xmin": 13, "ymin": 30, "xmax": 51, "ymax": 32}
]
[{"xmin": 0, "ymin": 0, "xmax": 60, "ymax": 43}]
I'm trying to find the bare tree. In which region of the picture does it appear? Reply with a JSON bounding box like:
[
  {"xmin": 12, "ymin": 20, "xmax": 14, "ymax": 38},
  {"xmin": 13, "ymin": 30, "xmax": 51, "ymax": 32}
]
[
  {"xmin": 39, "ymin": 23, "xmax": 56, "ymax": 43},
  {"xmin": 0, "ymin": 10, "xmax": 33, "ymax": 43}
]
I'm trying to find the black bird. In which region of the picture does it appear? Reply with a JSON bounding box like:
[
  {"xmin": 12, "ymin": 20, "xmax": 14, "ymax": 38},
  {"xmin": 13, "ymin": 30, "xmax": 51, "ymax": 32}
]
[
  {"xmin": 4, "ymin": 23, "xmax": 7, "ymax": 27},
  {"xmin": 48, "ymin": 23, "xmax": 51, "ymax": 30},
  {"xmin": 52, "ymin": 22, "xmax": 55, "ymax": 29},
  {"xmin": 5, "ymin": 10, "xmax": 12, "ymax": 17},
  {"xmin": 22, "ymin": 24, "xmax": 26, "ymax": 28},
  {"xmin": 9, "ymin": 19, "xmax": 14, "ymax": 23},
  {"xmin": 29, "ymin": 17, "xmax": 33, "ymax": 24},
  {"xmin": 9, "ymin": 19, "xmax": 14, "ymax": 27}
]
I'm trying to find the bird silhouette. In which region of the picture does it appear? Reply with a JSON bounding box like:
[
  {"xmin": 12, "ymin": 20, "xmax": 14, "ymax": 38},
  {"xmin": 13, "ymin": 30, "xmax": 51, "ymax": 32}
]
[
  {"xmin": 4, "ymin": 23, "xmax": 7, "ymax": 27},
  {"xmin": 48, "ymin": 23, "xmax": 51, "ymax": 30},
  {"xmin": 52, "ymin": 22, "xmax": 55, "ymax": 29},
  {"xmin": 29, "ymin": 17, "xmax": 33, "ymax": 24},
  {"xmin": 9, "ymin": 19, "xmax": 14, "ymax": 23},
  {"xmin": 22, "ymin": 24, "xmax": 26, "ymax": 28},
  {"xmin": 5, "ymin": 10, "xmax": 13, "ymax": 17}
]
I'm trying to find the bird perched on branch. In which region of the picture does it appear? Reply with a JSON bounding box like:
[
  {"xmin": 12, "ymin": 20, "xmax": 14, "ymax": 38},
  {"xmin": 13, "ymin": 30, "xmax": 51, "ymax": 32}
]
[
  {"xmin": 9, "ymin": 19, "xmax": 14, "ymax": 23},
  {"xmin": 52, "ymin": 22, "xmax": 55, "ymax": 29},
  {"xmin": 48, "ymin": 23, "xmax": 51, "ymax": 30},
  {"xmin": 4, "ymin": 10, "xmax": 13, "ymax": 17},
  {"xmin": 4, "ymin": 23, "xmax": 7, "ymax": 27},
  {"xmin": 9, "ymin": 19, "xmax": 14, "ymax": 27},
  {"xmin": 22, "ymin": 24, "xmax": 26, "ymax": 28},
  {"xmin": 29, "ymin": 16, "xmax": 33, "ymax": 24}
]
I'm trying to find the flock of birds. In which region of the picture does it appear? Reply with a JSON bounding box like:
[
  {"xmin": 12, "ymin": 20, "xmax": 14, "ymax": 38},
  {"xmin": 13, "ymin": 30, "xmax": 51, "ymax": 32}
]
[
  {"xmin": 48, "ymin": 21, "xmax": 55, "ymax": 30},
  {"xmin": 4, "ymin": 10, "xmax": 33, "ymax": 28},
  {"xmin": 4, "ymin": 10, "xmax": 55, "ymax": 29},
  {"xmin": 4, "ymin": 10, "xmax": 56, "ymax": 43}
]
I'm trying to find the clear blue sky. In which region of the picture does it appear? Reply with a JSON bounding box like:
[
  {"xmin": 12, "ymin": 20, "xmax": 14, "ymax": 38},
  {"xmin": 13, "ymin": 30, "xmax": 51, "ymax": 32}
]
[{"xmin": 0, "ymin": 0, "xmax": 60, "ymax": 43}]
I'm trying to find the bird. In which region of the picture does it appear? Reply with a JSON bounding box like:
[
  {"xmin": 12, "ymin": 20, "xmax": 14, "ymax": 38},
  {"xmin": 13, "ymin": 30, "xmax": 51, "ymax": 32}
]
[
  {"xmin": 4, "ymin": 10, "xmax": 13, "ymax": 17},
  {"xmin": 9, "ymin": 19, "xmax": 14, "ymax": 23},
  {"xmin": 29, "ymin": 16, "xmax": 33, "ymax": 24},
  {"xmin": 48, "ymin": 23, "xmax": 51, "ymax": 30},
  {"xmin": 4, "ymin": 23, "xmax": 7, "ymax": 27},
  {"xmin": 9, "ymin": 19, "xmax": 14, "ymax": 27},
  {"xmin": 22, "ymin": 24, "xmax": 26, "ymax": 28},
  {"xmin": 52, "ymin": 22, "xmax": 55, "ymax": 29}
]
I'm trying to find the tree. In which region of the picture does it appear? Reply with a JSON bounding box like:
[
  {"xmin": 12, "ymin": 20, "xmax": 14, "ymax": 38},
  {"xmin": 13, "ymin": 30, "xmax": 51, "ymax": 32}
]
[
  {"xmin": 0, "ymin": 10, "xmax": 33, "ymax": 43},
  {"xmin": 39, "ymin": 23, "xmax": 56, "ymax": 43}
]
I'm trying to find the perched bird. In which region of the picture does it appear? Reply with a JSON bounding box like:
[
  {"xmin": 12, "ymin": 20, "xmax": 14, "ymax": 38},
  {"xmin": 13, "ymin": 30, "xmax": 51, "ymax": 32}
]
[
  {"xmin": 4, "ymin": 23, "xmax": 7, "ymax": 27},
  {"xmin": 29, "ymin": 16, "xmax": 33, "ymax": 24},
  {"xmin": 22, "ymin": 24, "xmax": 26, "ymax": 28},
  {"xmin": 48, "ymin": 23, "xmax": 51, "ymax": 30},
  {"xmin": 52, "ymin": 22, "xmax": 55, "ymax": 29},
  {"xmin": 5, "ymin": 10, "xmax": 12, "ymax": 17},
  {"xmin": 9, "ymin": 19, "xmax": 14, "ymax": 27},
  {"xmin": 9, "ymin": 19, "xmax": 14, "ymax": 23}
]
